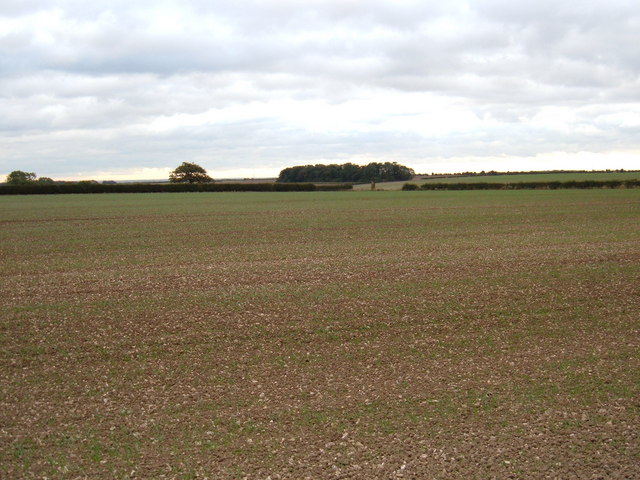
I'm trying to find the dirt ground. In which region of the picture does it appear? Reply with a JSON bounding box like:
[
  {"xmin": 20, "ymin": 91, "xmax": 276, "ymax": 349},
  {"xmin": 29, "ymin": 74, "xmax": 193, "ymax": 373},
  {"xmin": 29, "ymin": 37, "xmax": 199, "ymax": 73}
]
[{"xmin": 1, "ymin": 190, "xmax": 638, "ymax": 479}]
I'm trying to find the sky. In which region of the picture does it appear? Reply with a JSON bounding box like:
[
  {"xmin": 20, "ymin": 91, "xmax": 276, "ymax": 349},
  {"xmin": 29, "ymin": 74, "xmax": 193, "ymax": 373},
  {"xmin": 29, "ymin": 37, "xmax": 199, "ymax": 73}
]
[{"xmin": 1, "ymin": 0, "xmax": 639, "ymax": 181}]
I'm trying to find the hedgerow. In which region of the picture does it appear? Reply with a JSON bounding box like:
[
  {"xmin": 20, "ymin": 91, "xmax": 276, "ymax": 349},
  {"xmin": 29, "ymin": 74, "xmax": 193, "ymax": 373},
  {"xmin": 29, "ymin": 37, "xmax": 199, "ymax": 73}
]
[
  {"xmin": 0, "ymin": 182, "xmax": 353, "ymax": 195},
  {"xmin": 413, "ymin": 179, "xmax": 640, "ymax": 191}
]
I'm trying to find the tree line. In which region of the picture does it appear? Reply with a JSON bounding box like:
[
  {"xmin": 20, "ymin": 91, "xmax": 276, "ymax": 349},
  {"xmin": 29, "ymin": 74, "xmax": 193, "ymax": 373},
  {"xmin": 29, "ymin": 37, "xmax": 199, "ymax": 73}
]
[
  {"xmin": 4, "ymin": 163, "xmax": 214, "ymax": 186},
  {"xmin": 277, "ymin": 162, "xmax": 415, "ymax": 183}
]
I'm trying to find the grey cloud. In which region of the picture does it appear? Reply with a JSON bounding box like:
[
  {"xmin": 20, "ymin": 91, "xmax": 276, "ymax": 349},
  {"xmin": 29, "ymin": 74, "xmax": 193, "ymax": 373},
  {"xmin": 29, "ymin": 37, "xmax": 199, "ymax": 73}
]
[
  {"xmin": 4, "ymin": 0, "xmax": 638, "ymax": 93},
  {"xmin": 1, "ymin": 0, "xmax": 639, "ymax": 178}
]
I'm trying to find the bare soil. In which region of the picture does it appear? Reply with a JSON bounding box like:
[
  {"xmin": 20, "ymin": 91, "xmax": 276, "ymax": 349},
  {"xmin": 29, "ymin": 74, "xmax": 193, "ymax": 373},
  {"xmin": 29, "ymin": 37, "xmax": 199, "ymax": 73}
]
[{"xmin": 1, "ymin": 190, "xmax": 638, "ymax": 479}]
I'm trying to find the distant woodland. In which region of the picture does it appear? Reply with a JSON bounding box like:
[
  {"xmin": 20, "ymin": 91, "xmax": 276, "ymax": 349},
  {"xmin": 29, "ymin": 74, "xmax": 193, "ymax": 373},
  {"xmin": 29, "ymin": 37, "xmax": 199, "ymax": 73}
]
[{"xmin": 277, "ymin": 162, "xmax": 415, "ymax": 183}]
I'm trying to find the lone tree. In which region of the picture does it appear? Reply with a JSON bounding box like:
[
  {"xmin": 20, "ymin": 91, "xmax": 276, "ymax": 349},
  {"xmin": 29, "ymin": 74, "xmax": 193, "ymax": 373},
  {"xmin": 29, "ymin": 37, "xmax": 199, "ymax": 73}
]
[
  {"xmin": 169, "ymin": 162, "xmax": 213, "ymax": 183},
  {"xmin": 5, "ymin": 170, "xmax": 37, "ymax": 185}
]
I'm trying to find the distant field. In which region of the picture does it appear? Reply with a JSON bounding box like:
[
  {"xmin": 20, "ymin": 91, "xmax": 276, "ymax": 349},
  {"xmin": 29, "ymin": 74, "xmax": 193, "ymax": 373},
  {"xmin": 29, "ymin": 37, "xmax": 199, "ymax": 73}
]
[
  {"xmin": 1, "ymin": 190, "xmax": 639, "ymax": 479},
  {"xmin": 353, "ymin": 171, "xmax": 640, "ymax": 190}
]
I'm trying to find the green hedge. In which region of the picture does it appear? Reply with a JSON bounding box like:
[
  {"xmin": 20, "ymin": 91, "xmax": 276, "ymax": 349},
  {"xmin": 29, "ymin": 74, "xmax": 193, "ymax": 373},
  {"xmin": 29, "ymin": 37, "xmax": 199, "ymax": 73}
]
[
  {"xmin": 0, "ymin": 182, "xmax": 354, "ymax": 195},
  {"xmin": 315, "ymin": 183, "xmax": 354, "ymax": 191},
  {"xmin": 414, "ymin": 179, "xmax": 640, "ymax": 191}
]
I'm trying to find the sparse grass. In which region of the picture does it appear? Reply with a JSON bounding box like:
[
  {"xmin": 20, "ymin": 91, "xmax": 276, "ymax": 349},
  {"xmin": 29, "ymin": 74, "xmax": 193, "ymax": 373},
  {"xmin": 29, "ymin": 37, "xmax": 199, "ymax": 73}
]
[{"xmin": 1, "ymin": 189, "xmax": 638, "ymax": 478}]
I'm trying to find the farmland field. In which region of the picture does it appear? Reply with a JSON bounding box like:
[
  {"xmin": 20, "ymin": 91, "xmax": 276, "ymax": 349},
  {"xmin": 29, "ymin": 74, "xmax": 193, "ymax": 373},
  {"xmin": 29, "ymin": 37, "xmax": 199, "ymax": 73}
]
[
  {"xmin": 353, "ymin": 170, "xmax": 640, "ymax": 190},
  {"xmin": 1, "ymin": 190, "xmax": 639, "ymax": 479},
  {"xmin": 418, "ymin": 171, "xmax": 640, "ymax": 183}
]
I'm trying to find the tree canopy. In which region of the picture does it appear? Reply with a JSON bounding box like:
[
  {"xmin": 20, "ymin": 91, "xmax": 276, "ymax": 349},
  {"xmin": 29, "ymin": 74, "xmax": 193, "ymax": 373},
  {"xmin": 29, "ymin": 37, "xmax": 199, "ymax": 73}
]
[
  {"xmin": 277, "ymin": 162, "xmax": 415, "ymax": 183},
  {"xmin": 5, "ymin": 170, "xmax": 37, "ymax": 185},
  {"xmin": 169, "ymin": 162, "xmax": 213, "ymax": 183}
]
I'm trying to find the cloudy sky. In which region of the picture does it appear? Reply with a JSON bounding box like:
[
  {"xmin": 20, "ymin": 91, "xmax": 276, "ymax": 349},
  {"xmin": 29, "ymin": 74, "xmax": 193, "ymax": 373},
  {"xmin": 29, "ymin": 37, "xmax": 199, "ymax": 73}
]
[{"xmin": 1, "ymin": 0, "xmax": 639, "ymax": 180}]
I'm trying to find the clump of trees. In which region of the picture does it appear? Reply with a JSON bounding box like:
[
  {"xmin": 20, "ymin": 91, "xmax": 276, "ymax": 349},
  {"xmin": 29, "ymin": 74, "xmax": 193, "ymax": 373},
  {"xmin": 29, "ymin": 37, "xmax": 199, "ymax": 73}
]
[
  {"xmin": 169, "ymin": 162, "xmax": 213, "ymax": 183},
  {"xmin": 277, "ymin": 162, "xmax": 415, "ymax": 183},
  {"xmin": 5, "ymin": 171, "xmax": 54, "ymax": 185}
]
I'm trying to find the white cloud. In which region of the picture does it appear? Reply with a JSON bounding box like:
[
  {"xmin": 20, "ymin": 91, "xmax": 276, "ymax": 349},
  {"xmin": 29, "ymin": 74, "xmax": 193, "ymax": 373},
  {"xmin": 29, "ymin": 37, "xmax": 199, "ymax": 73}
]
[{"xmin": 1, "ymin": 0, "xmax": 639, "ymax": 179}]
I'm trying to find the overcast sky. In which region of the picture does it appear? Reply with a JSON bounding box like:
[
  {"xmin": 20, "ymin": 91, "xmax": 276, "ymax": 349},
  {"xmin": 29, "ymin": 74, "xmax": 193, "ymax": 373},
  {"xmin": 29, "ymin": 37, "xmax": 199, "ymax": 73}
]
[{"xmin": 1, "ymin": 0, "xmax": 639, "ymax": 180}]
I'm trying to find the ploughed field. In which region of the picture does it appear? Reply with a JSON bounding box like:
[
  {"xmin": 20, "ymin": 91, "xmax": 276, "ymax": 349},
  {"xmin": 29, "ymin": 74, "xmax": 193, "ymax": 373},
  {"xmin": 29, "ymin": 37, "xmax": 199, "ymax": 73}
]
[{"xmin": 1, "ymin": 190, "xmax": 638, "ymax": 479}]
